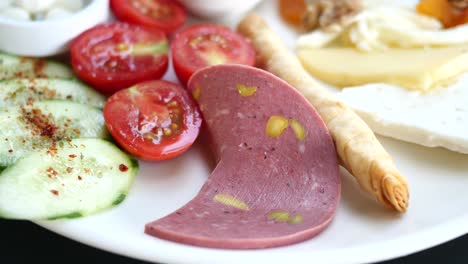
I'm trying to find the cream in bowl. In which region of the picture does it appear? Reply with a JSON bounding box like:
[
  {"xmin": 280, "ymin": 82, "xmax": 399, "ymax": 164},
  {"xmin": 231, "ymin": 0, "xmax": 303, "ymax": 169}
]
[
  {"xmin": 0, "ymin": 0, "xmax": 110, "ymax": 57},
  {"xmin": 0, "ymin": 0, "xmax": 86, "ymax": 21}
]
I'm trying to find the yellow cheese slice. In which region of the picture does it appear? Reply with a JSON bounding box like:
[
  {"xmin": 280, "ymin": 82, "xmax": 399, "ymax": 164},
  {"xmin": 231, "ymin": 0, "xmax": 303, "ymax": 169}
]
[{"xmin": 297, "ymin": 45, "xmax": 468, "ymax": 91}]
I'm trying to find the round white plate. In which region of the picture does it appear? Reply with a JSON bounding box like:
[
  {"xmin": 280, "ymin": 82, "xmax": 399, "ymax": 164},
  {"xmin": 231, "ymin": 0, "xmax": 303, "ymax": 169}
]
[{"xmin": 36, "ymin": 0, "xmax": 468, "ymax": 263}]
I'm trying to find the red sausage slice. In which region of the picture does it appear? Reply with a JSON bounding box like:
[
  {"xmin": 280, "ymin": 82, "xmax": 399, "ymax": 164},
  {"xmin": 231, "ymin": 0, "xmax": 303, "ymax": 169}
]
[{"xmin": 145, "ymin": 64, "xmax": 340, "ymax": 249}]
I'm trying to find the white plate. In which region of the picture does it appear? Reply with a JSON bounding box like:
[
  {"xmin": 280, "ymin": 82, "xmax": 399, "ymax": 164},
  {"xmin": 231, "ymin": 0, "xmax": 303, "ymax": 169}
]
[{"xmin": 35, "ymin": 0, "xmax": 468, "ymax": 263}]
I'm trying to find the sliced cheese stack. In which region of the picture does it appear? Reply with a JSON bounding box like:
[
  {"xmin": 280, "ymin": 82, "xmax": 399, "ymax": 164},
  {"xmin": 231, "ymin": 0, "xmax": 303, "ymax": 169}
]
[{"xmin": 297, "ymin": 45, "xmax": 468, "ymax": 92}]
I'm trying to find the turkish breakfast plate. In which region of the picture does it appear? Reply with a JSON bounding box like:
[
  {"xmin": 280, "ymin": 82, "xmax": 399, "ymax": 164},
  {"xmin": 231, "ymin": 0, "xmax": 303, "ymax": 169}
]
[{"xmin": 1, "ymin": 0, "xmax": 467, "ymax": 263}]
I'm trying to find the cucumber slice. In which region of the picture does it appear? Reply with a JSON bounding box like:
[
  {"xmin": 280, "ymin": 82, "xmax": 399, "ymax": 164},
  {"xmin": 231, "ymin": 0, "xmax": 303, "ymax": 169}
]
[
  {"xmin": 0, "ymin": 52, "xmax": 74, "ymax": 80},
  {"xmin": 0, "ymin": 78, "xmax": 105, "ymax": 109},
  {"xmin": 0, "ymin": 100, "xmax": 108, "ymax": 167},
  {"xmin": 0, "ymin": 138, "xmax": 138, "ymax": 220}
]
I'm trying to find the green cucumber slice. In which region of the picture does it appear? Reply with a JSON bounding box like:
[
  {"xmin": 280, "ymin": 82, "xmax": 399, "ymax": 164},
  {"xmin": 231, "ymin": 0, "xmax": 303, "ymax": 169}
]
[
  {"xmin": 0, "ymin": 52, "xmax": 74, "ymax": 80},
  {"xmin": 0, "ymin": 100, "xmax": 108, "ymax": 167},
  {"xmin": 0, "ymin": 138, "xmax": 138, "ymax": 220},
  {"xmin": 0, "ymin": 78, "xmax": 105, "ymax": 109}
]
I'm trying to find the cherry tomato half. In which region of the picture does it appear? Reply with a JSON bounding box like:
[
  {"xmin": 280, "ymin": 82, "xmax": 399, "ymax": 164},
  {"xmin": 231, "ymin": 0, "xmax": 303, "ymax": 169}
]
[
  {"xmin": 171, "ymin": 24, "xmax": 256, "ymax": 86},
  {"xmin": 110, "ymin": 0, "xmax": 187, "ymax": 34},
  {"xmin": 104, "ymin": 80, "xmax": 202, "ymax": 160},
  {"xmin": 71, "ymin": 22, "xmax": 169, "ymax": 95}
]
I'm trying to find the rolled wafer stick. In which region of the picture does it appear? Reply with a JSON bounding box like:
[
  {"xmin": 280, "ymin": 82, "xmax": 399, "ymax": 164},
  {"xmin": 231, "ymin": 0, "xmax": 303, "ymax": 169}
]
[{"xmin": 237, "ymin": 13, "xmax": 409, "ymax": 212}]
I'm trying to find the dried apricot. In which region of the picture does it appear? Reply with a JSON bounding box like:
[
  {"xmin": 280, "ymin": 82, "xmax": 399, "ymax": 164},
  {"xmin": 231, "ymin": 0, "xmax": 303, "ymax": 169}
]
[
  {"xmin": 278, "ymin": 0, "xmax": 307, "ymax": 27},
  {"xmin": 417, "ymin": 0, "xmax": 467, "ymax": 28}
]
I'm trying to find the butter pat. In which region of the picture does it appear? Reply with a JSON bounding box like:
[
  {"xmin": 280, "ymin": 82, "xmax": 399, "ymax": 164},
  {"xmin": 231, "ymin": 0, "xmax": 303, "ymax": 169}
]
[
  {"xmin": 337, "ymin": 79, "xmax": 468, "ymax": 154},
  {"xmin": 297, "ymin": 45, "xmax": 468, "ymax": 91}
]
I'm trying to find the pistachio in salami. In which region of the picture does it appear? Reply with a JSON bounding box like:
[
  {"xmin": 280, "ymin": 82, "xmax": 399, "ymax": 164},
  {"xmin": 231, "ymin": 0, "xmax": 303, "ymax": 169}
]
[
  {"xmin": 237, "ymin": 84, "xmax": 257, "ymax": 97},
  {"xmin": 266, "ymin": 115, "xmax": 289, "ymax": 138}
]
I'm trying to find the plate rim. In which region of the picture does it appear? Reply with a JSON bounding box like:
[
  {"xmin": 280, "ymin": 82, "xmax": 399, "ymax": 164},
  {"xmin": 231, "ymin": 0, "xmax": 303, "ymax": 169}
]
[{"xmin": 35, "ymin": 211, "xmax": 468, "ymax": 264}]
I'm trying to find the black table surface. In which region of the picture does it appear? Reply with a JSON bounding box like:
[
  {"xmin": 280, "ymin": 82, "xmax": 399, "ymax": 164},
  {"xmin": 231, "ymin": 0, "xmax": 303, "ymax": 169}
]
[{"xmin": 2, "ymin": 219, "xmax": 467, "ymax": 264}]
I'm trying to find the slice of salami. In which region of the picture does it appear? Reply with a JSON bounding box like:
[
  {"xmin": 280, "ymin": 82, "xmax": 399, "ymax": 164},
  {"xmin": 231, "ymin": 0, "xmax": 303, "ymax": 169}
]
[{"xmin": 145, "ymin": 64, "xmax": 340, "ymax": 249}]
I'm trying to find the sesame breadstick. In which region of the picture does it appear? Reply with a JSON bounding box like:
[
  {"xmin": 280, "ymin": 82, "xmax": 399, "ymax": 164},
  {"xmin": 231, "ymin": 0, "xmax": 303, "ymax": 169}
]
[{"xmin": 237, "ymin": 13, "xmax": 409, "ymax": 212}]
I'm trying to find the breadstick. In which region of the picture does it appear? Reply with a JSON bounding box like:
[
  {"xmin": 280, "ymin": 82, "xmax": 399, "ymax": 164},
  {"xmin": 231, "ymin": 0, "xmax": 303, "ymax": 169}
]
[{"xmin": 237, "ymin": 13, "xmax": 409, "ymax": 212}]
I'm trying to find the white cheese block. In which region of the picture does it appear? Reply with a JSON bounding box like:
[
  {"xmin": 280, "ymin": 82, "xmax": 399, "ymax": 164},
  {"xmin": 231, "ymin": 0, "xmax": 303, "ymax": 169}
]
[{"xmin": 337, "ymin": 75, "xmax": 468, "ymax": 154}]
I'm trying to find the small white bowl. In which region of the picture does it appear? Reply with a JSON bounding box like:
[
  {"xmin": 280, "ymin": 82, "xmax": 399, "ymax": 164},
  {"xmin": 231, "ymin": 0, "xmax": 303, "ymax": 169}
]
[
  {"xmin": 0, "ymin": 0, "xmax": 110, "ymax": 57},
  {"xmin": 179, "ymin": 0, "xmax": 263, "ymax": 20}
]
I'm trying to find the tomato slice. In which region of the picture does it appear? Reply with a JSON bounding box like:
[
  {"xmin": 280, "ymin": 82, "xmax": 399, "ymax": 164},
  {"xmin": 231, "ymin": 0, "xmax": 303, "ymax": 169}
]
[
  {"xmin": 171, "ymin": 24, "xmax": 256, "ymax": 86},
  {"xmin": 71, "ymin": 22, "xmax": 169, "ymax": 95},
  {"xmin": 110, "ymin": 0, "xmax": 187, "ymax": 34},
  {"xmin": 104, "ymin": 80, "xmax": 202, "ymax": 160}
]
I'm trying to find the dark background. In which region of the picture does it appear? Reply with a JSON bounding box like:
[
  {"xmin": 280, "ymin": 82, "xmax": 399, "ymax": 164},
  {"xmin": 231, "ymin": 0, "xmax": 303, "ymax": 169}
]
[{"xmin": 2, "ymin": 219, "xmax": 467, "ymax": 264}]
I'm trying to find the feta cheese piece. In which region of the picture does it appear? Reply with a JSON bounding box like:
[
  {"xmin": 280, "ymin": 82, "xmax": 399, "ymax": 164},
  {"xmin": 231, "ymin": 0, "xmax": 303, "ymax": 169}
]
[{"xmin": 337, "ymin": 77, "xmax": 468, "ymax": 154}]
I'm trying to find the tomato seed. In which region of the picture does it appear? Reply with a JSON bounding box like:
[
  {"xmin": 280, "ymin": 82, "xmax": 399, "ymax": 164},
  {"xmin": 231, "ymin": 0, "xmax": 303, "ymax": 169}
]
[
  {"xmin": 163, "ymin": 128, "xmax": 172, "ymax": 136},
  {"xmin": 167, "ymin": 101, "xmax": 178, "ymax": 107},
  {"xmin": 171, "ymin": 108, "xmax": 181, "ymax": 114},
  {"xmin": 116, "ymin": 43, "xmax": 130, "ymax": 52},
  {"xmin": 105, "ymin": 60, "xmax": 118, "ymax": 68},
  {"xmin": 143, "ymin": 133, "xmax": 153, "ymax": 140}
]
